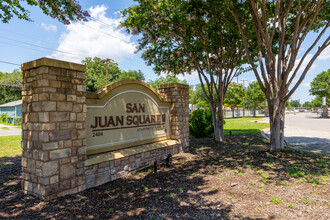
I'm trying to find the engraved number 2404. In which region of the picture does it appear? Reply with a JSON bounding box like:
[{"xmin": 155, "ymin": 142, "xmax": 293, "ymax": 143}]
[{"xmin": 92, "ymin": 131, "xmax": 103, "ymax": 137}]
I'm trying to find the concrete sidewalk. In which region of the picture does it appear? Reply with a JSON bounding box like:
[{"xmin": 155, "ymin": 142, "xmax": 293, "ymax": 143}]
[
  {"xmin": 0, "ymin": 124, "xmax": 21, "ymax": 136},
  {"xmin": 260, "ymin": 113, "xmax": 330, "ymax": 155}
]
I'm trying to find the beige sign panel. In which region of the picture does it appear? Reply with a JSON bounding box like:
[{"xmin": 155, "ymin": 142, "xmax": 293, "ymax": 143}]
[{"xmin": 86, "ymin": 81, "xmax": 171, "ymax": 155}]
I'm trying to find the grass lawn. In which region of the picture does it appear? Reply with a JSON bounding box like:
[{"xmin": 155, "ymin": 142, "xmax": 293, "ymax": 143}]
[
  {"xmin": 224, "ymin": 117, "xmax": 269, "ymax": 134},
  {"xmin": 0, "ymin": 135, "xmax": 21, "ymax": 158}
]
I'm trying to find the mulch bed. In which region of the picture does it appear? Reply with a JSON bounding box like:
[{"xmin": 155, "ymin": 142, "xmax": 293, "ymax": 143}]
[{"xmin": 0, "ymin": 134, "xmax": 329, "ymax": 219}]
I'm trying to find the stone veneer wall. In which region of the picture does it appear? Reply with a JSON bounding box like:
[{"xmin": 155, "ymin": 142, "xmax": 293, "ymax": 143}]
[
  {"xmin": 21, "ymin": 58, "xmax": 87, "ymax": 200},
  {"xmin": 21, "ymin": 58, "xmax": 189, "ymax": 200},
  {"xmin": 157, "ymin": 84, "xmax": 190, "ymax": 150},
  {"xmin": 83, "ymin": 84, "xmax": 190, "ymax": 190}
]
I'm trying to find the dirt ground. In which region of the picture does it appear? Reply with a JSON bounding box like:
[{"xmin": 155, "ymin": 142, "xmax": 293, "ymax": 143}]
[{"xmin": 0, "ymin": 134, "xmax": 329, "ymax": 219}]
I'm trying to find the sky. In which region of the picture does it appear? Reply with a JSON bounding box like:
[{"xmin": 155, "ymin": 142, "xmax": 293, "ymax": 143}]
[{"xmin": 0, "ymin": 0, "xmax": 329, "ymax": 104}]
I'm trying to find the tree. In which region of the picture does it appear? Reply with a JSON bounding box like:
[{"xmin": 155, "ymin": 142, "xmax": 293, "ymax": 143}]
[
  {"xmin": 311, "ymin": 96, "xmax": 330, "ymax": 108},
  {"xmin": 245, "ymin": 81, "xmax": 266, "ymax": 117},
  {"xmin": 226, "ymin": 0, "xmax": 329, "ymax": 151},
  {"xmin": 224, "ymin": 83, "xmax": 244, "ymax": 118},
  {"xmin": 147, "ymin": 75, "xmax": 186, "ymax": 91},
  {"xmin": 190, "ymin": 84, "xmax": 211, "ymax": 108},
  {"xmin": 0, "ymin": 0, "xmax": 89, "ymax": 24},
  {"xmin": 122, "ymin": 0, "xmax": 251, "ymax": 142},
  {"xmin": 0, "ymin": 69, "xmax": 22, "ymax": 104},
  {"xmin": 290, "ymin": 100, "xmax": 300, "ymax": 108},
  {"xmin": 82, "ymin": 57, "xmax": 145, "ymax": 92},
  {"xmin": 309, "ymin": 69, "xmax": 330, "ymax": 100},
  {"xmin": 302, "ymin": 101, "xmax": 312, "ymax": 108},
  {"xmin": 82, "ymin": 57, "xmax": 120, "ymax": 92},
  {"xmin": 115, "ymin": 70, "xmax": 145, "ymax": 82}
]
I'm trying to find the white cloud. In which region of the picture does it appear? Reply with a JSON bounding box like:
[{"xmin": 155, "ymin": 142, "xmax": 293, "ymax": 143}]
[
  {"xmin": 41, "ymin": 23, "xmax": 57, "ymax": 32},
  {"xmin": 318, "ymin": 46, "xmax": 330, "ymax": 60},
  {"xmin": 50, "ymin": 5, "xmax": 136, "ymax": 63}
]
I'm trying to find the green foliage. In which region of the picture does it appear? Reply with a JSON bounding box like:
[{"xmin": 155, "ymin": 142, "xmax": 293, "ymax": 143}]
[
  {"xmin": 147, "ymin": 75, "xmax": 186, "ymax": 91},
  {"xmin": 190, "ymin": 84, "xmax": 212, "ymax": 108},
  {"xmin": 1, "ymin": 113, "xmax": 7, "ymax": 123},
  {"xmin": 82, "ymin": 57, "xmax": 120, "ymax": 92},
  {"xmin": 311, "ymin": 96, "xmax": 330, "ymax": 107},
  {"xmin": 245, "ymin": 81, "xmax": 266, "ymax": 114},
  {"xmin": 115, "ymin": 70, "xmax": 145, "ymax": 82},
  {"xmin": 0, "ymin": 69, "xmax": 22, "ymax": 104},
  {"xmin": 0, "ymin": 0, "xmax": 90, "ymax": 24},
  {"xmin": 290, "ymin": 100, "xmax": 300, "ymax": 108},
  {"xmin": 224, "ymin": 83, "xmax": 244, "ymax": 117},
  {"xmin": 270, "ymin": 197, "xmax": 283, "ymax": 204},
  {"xmin": 309, "ymin": 69, "xmax": 330, "ymax": 99},
  {"xmin": 189, "ymin": 109, "xmax": 214, "ymax": 138},
  {"xmin": 82, "ymin": 57, "xmax": 145, "ymax": 92}
]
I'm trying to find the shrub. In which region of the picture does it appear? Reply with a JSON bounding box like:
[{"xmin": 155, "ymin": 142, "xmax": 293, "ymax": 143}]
[
  {"xmin": 1, "ymin": 113, "xmax": 7, "ymax": 123},
  {"xmin": 189, "ymin": 109, "xmax": 214, "ymax": 138},
  {"xmin": 13, "ymin": 117, "xmax": 22, "ymax": 126}
]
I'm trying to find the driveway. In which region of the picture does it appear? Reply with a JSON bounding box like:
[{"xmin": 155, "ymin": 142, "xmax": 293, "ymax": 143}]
[
  {"xmin": 0, "ymin": 124, "xmax": 21, "ymax": 136},
  {"xmin": 261, "ymin": 113, "xmax": 330, "ymax": 155}
]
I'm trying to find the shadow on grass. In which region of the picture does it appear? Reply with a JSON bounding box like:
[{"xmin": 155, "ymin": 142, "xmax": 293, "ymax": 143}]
[
  {"xmin": 224, "ymin": 129, "xmax": 262, "ymax": 135},
  {"xmin": 0, "ymin": 134, "xmax": 328, "ymax": 219},
  {"xmin": 0, "ymin": 154, "xmax": 262, "ymax": 220}
]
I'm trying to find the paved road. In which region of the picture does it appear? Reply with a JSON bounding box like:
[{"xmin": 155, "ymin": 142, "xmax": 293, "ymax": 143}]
[
  {"xmin": 261, "ymin": 113, "xmax": 330, "ymax": 155},
  {"xmin": 0, "ymin": 124, "xmax": 21, "ymax": 136}
]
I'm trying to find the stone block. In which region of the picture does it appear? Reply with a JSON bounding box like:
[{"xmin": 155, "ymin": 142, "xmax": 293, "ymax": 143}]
[
  {"xmin": 60, "ymin": 164, "xmax": 75, "ymax": 179},
  {"xmin": 67, "ymin": 95, "xmax": 77, "ymax": 102},
  {"xmin": 42, "ymin": 102, "xmax": 56, "ymax": 111},
  {"xmin": 60, "ymin": 179, "xmax": 71, "ymax": 190},
  {"xmin": 61, "ymin": 81, "xmax": 73, "ymax": 89},
  {"xmin": 50, "ymin": 112, "xmax": 69, "ymax": 122},
  {"xmin": 50, "ymin": 175, "xmax": 59, "ymax": 184},
  {"xmin": 41, "ymin": 184, "xmax": 59, "ymax": 196},
  {"xmin": 39, "ymin": 131, "xmax": 49, "ymax": 142},
  {"xmin": 77, "ymin": 85, "xmax": 86, "ymax": 92},
  {"xmin": 39, "ymin": 93, "xmax": 50, "ymax": 101},
  {"xmin": 50, "ymin": 93, "xmax": 66, "ymax": 101},
  {"xmin": 42, "ymin": 142, "xmax": 58, "ymax": 150},
  {"xmin": 73, "ymin": 104, "xmax": 82, "ymax": 112},
  {"xmin": 49, "ymin": 130, "xmax": 71, "ymax": 141},
  {"xmin": 49, "ymin": 80, "xmax": 61, "ymax": 88},
  {"xmin": 60, "ymin": 122, "xmax": 75, "ymax": 129},
  {"xmin": 57, "ymin": 102, "xmax": 73, "ymax": 111},
  {"xmin": 32, "ymin": 102, "xmax": 42, "ymax": 111},
  {"xmin": 39, "ymin": 112, "xmax": 49, "ymax": 123},
  {"xmin": 38, "ymin": 79, "xmax": 49, "ymax": 87},
  {"xmin": 76, "ymin": 113, "xmax": 86, "ymax": 121},
  {"xmin": 96, "ymin": 171, "xmax": 110, "ymax": 186},
  {"xmin": 42, "ymin": 161, "xmax": 59, "ymax": 177},
  {"xmin": 77, "ymin": 96, "xmax": 86, "ymax": 103},
  {"xmin": 70, "ymin": 113, "xmax": 76, "ymax": 121},
  {"xmin": 41, "ymin": 123, "xmax": 56, "ymax": 131},
  {"xmin": 50, "ymin": 148, "xmax": 71, "ymax": 160}
]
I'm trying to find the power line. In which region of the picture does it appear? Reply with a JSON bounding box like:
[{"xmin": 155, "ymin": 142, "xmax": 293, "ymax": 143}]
[
  {"xmin": 0, "ymin": 60, "xmax": 20, "ymax": 66},
  {"xmin": 82, "ymin": 23, "xmax": 130, "ymax": 43},
  {"xmin": 0, "ymin": 36, "xmax": 85, "ymax": 59}
]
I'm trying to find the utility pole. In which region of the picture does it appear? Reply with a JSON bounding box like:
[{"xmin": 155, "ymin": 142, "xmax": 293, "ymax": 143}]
[{"xmin": 101, "ymin": 58, "xmax": 113, "ymax": 85}]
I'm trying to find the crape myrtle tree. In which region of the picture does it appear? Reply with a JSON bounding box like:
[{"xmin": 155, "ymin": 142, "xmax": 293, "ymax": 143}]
[
  {"xmin": 225, "ymin": 0, "xmax": 330, "ymax": 151},
  {"xmin": 309, "ymin": 69, "xmax": 330, "ymax": 100},
  {"xmin": 121, "ymin": 0, "xmax": 251, "ymax": 142},
  {"xmin": 0, "ymin": 0, "xmax": 89, "ymax": 24},
  {"xmin": 224, "ymin": 83, "xmax": 244, "ymax": 118},
  {"xmin": 245, "ymin": 81, "xmax": 266, "ymax": 117}
]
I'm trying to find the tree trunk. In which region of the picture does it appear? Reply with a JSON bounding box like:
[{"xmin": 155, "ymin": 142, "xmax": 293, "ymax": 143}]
[
  {"xmin": 269, "ymin": 102, "xmax": 286, "ymax": 151},
  {"xmin": 211, "ymin": 106, "xmax": 224, "ymax": 142},
  {"xmin": 253, "ymin": 105, "xmax": 257, "ymax": 117},
  {"xmin": 231, "ymin": 107, "xmax": 235, "ymax": 118}
]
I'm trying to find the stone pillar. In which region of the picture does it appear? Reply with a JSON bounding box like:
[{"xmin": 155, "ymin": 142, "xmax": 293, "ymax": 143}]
[
  {"xmin": 21, "ymin": 58, "xmax": 87, "ymax": 200},
  {"xmin": 322, "ymin": 105, "xmax": 328, "ymax": 118},
  {"xmin": 157, "ymin": 83, "xmax": 189, "ymax": 151}
]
